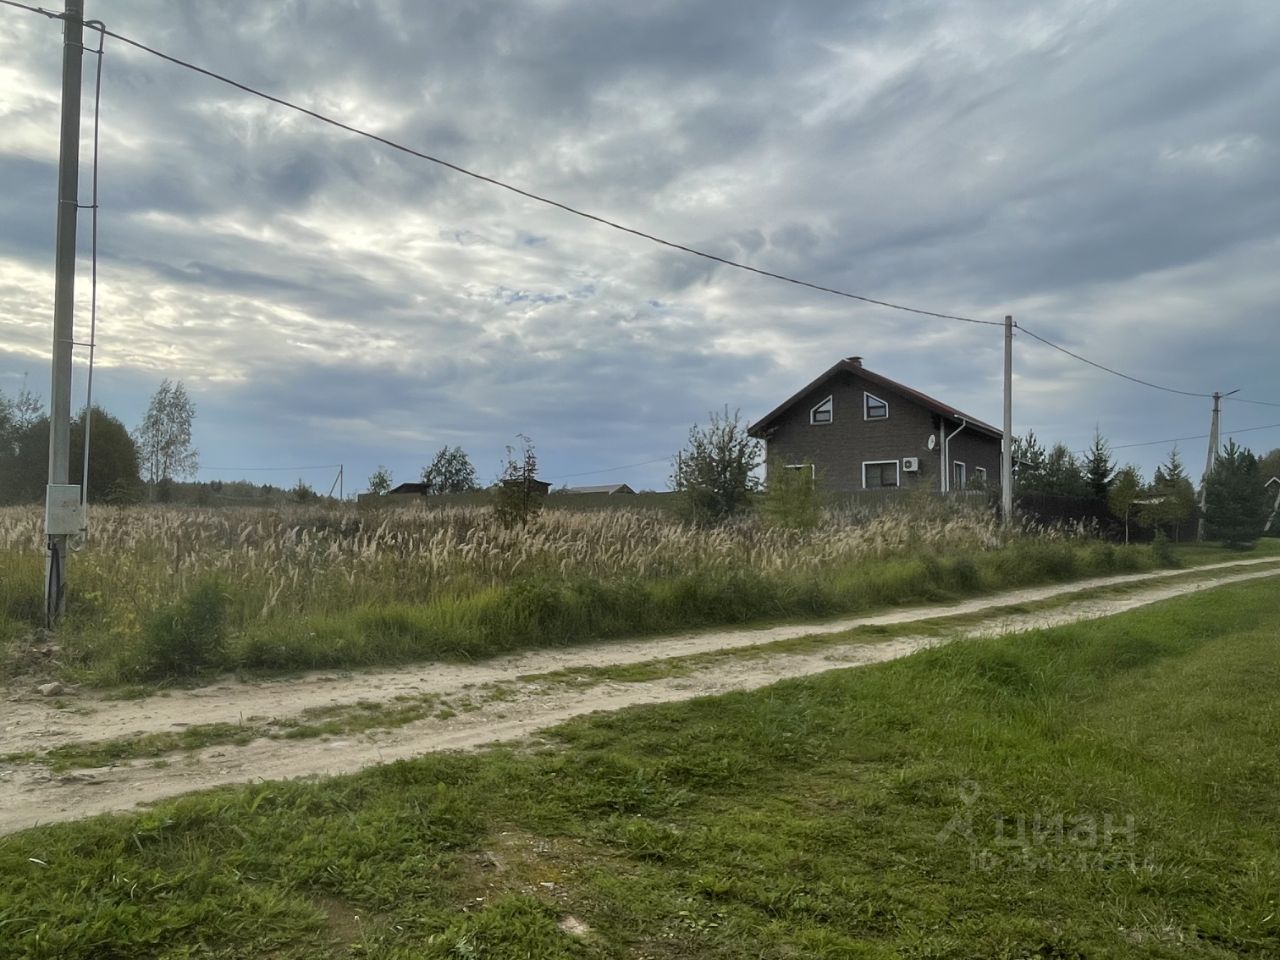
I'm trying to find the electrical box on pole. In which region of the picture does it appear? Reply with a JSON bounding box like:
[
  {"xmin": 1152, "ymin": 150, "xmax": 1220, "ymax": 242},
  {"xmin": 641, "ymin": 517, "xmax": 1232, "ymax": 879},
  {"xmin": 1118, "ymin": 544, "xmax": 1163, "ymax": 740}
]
[{"xmin": 45, "ymin": 484, "xmax": 85, "ymax": 536}]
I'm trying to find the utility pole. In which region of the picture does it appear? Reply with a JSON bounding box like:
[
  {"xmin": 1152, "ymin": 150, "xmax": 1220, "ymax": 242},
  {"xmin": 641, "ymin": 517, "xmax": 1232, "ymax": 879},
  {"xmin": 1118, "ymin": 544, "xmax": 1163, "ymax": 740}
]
[
  {"xmin": 44, "ymin": 0, "xmax": 86, "ymax": 625},
  {"xmin": 1002, "ymin": 315, "xmax": 1014, "ymax": 527},
  {"xmin": 1197, "ymin": 388, "xmax": 1239, "ymax": 542}
]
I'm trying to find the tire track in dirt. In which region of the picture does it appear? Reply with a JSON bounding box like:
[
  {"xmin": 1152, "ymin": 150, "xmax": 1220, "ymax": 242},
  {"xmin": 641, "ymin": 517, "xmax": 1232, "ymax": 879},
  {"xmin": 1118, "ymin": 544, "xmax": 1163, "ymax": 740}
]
[{"xmin": 1, "ymin": 559, "xmax": 1277, "ymax": 835}]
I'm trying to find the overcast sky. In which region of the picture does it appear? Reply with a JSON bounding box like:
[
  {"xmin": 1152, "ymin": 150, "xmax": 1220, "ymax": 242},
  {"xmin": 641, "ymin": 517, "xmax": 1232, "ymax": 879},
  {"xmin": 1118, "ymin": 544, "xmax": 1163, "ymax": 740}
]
[{"xmin": 2, "ymin": 0, "xmax": 1278, "ymax": 493}]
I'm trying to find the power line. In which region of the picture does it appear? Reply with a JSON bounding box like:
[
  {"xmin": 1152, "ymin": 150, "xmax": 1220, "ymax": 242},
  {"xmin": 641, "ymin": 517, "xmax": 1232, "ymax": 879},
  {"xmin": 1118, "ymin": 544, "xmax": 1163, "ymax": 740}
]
[
  {"xmin": 202, "ymin": 463, "xmax": 342, "ymax": 472},
  {"xmin": 0, "ymin": 2, "xmax": 1001, "ymax": 328},
  {"xmin": 1109, "ymin": 420, "xmax": 1280, "ymax": 451},
  {"xmin": 548, "ymin": 455, "xmax": 672, "ymax": 481},
  {"xmin": 1016, "ymin": 323, "xmax": 1214, "ymax": 399},
  {"xmin": 1225, "ymin": 396, "xmax": 1280, "ymax": 410},
  {"xmin": 0, "ymin": 0, "xmax": 59, "ymax": 19},
  {"xmin": 10, "ymin": 0, "xmax": 1280, "ymax": 414}
]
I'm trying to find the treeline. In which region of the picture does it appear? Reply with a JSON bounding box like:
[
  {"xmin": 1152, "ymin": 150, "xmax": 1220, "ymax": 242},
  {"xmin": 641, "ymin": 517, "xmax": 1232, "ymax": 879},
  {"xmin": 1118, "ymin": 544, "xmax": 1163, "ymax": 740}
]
[
  {"xmin": 1014, "ymin": 429, "xmax": 1278, "ymax": 547},
  {"xmin": 0, "ymin": 379, "xmax": 200, "ymax": 506},
  {"xmin": 0, "ymin": 386, "xmax": 143, "ymax": 505}
]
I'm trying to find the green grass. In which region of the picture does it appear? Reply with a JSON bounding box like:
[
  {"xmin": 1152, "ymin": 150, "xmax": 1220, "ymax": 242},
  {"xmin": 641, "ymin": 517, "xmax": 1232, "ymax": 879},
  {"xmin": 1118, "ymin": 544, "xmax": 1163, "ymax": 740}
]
[
  {"xmin": 60, "ymin": 539, "xmax": 1175, "ymax": 685},
  {"xmin": 9, "ymin": 557, "xmax": 1279, "ymax": 773},
  {"xmin": 3, "ymin": 578, "xmax": 1278, "ymax": 957}
]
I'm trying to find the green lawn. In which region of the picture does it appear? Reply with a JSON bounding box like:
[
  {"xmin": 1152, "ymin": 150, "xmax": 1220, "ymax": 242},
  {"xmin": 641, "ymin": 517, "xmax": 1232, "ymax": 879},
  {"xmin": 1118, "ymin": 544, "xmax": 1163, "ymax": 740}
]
[{"xmin": 3, "ymin": 578, "xmax": 1279, "ymax": 958}]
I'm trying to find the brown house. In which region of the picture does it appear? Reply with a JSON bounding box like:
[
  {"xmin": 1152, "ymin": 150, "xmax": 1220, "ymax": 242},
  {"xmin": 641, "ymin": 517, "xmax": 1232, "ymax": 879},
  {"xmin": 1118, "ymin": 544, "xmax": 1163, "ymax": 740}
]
[{"xmin": 748, "ymin": 356, "xmax": 1002, "ymax": 494}]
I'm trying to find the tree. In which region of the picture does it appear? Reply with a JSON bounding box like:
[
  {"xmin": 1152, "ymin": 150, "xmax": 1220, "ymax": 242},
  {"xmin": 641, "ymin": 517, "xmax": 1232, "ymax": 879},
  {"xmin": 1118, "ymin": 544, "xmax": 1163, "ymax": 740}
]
[
  {"xmin": 135, "ymin": 379, "xmax": 198, "ymax": 496},
  {"xmin": 763, "ymin": 460, "xmax": 820, "ymax": 530},
  {"xmin": 421, "ymin": 445, "xmax": 478, "ymax": 494},
  {"xmin": 367, "ymin": 465, "xmax": 393, "ymax": 496},
  {"xmin": 1203, "ymin": 440, "xmax": 1269, "ymax": 548},
  {"xmin": 492, "ymin": 434, "xmax": 543, "ymax": 528},
  {"xmin": 1041, "ymin": 443, "xmax": 1087, "ymax": 497},
  {"xmin": 1083, "ymin": 428, "xmax": 1115, "ymax": 499},
  {"xmin": 70, "ymin": 406, "xmax": 143, "ymax": 503},
  {"xmin": 1012, "ymin": 430, "xmax": 1048, "ymax": 492},
  {"xmin": 0, "ymin": 384, "xmax": 46, "ymax": 504},
  {"xmin": 1107, "ymin": 465, "xmax": 1143, "ymax": 544},
  {"xmin": 670, "ymin": 407, "xmax": 762, "ymax": 526},
  {"xmin": 290, "ymin": 478, "xmax": 318, "ymax": 503},
  {"xmin": 1139, "ymin": 445, "xmax": 1196, "ymax": 540},
  {"xmin": 1258, "ymin": 447, "xmax": 1280, "ymax": 483},
  {"xmin": 0, "ymin": 381, "xmax": 42, "ymax": 456}
]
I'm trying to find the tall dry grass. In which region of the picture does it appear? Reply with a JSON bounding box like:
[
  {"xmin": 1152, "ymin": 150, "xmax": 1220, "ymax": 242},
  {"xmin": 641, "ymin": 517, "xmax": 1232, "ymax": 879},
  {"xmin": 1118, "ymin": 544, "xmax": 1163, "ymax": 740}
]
[{"xmin": 0, "ymin": 499, "xmax": 1144, "ymax": 681}]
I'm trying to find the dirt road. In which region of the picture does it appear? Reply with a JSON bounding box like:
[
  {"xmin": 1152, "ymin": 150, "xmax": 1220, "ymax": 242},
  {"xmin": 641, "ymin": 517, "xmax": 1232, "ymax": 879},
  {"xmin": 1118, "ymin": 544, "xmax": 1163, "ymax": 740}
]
[{"xmin": 2, "ymin": 557, "xmax": 1277, "ymax": 835}]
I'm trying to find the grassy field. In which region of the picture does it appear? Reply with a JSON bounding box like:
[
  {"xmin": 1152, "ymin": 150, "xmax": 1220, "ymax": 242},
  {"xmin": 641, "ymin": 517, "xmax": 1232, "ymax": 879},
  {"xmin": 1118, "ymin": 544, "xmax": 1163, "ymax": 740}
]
[
  {"xmin": 2, "ymin": 578, "xmax": 1277, "ymax": 958},
  {"xmin": 0, "ymin": 499, "xmax": 1192, "ymax": 685}
]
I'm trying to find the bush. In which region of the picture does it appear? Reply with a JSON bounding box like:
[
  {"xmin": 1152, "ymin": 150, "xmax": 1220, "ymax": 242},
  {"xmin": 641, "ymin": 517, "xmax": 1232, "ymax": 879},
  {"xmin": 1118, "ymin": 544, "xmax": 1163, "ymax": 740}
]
[
  {"xmin": 492, "ymin": 435, "xmax": 544, "ymax": 529},
  {"xmin": 1151, "ymin": 530, "xmax": 1179, "ymax": 567},
  {"xmin": 672, "ymin": 408, "xmax": 761, "ymax": 527},
  {"xmin": 762, "ymin": 460, "xmax": 820, "ymax": 530},
  {"xmin": 136, "ymin": 577, "xmax": 229, "ymax": 679}
]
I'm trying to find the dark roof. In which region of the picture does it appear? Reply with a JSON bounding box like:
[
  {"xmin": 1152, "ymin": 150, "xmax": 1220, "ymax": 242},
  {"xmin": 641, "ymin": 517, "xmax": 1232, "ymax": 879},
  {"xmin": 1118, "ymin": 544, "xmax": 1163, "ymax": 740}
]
[
  {"xmin": 748, "ymin": 357, "xmax": 1002, "ymax": 440},
  {"xmin": 388, "ymin": 482, "xmax": 429, "ymax": 495},
  {"xmin": 563, "ymin": 483, "xmax": 636, "ymax": 495}
]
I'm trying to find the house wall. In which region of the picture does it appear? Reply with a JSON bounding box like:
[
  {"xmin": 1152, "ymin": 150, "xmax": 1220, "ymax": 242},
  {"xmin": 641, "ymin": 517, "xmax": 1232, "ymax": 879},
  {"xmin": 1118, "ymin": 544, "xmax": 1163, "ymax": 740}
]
[
  {"xmin": 761, "ymin": 369, "xmax": 1001, "ymax": 494},
  {"xmin": 946, "ymin": 429, "xmax": 1002, "ymax": 492}
]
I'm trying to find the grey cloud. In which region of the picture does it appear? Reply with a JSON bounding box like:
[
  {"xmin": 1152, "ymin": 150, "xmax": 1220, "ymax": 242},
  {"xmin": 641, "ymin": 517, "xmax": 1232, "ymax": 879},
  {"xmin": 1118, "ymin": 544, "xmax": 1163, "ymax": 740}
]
[{"xmin": 2, "ymin": 0, "xmax": 1279, "ymax": 490}]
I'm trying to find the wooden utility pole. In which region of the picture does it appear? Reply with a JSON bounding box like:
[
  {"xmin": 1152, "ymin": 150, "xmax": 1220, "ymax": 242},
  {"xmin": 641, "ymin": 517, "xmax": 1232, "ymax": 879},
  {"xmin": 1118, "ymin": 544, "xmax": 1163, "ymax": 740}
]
[
  {"xmin": 44, "ymin": 0, "xmax": 86, "ymax": 624},
  {"xmin": 1002, "ymin": 315, "xmax": 1014, "ymax": 526}
]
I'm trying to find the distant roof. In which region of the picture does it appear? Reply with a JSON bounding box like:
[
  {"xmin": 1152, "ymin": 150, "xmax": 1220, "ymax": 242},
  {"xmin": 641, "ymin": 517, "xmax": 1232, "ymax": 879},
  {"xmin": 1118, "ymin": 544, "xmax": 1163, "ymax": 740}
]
[
  {"xmin": 564, "ymin": 483, "xmax": 636, "ymax": 495},
  {"xmin": 1267, "ymin": 476, "xmax": 1280, "ymax": 488},
  {"xmin": 387, "ymin": 482, "xmax": 429, "ymax": 495},
  {"xmin": 748, "ymin": 357, "xmax": 1001, "ymax": 440}
]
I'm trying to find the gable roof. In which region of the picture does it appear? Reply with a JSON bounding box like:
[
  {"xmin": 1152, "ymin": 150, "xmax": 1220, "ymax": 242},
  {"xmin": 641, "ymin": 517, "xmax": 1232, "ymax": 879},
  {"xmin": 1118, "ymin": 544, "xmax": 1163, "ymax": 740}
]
[
  {"xmin": 748, "ymin": 357, "xmax": 1002, "ymax": 440},
  {"xmin": 388, "ymin": 482, "xmax": 429, "ymax": 495},
  {"xmin": 564, "ymin": 483, "xmax": 636, "ymax": 495}
]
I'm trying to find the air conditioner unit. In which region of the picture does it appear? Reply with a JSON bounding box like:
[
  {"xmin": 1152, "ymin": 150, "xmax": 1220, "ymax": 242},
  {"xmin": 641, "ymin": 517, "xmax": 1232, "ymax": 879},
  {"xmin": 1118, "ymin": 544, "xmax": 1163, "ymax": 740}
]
[{"xmin": 902, "ymin": 457, "xmax": 920, "ymax": 473}]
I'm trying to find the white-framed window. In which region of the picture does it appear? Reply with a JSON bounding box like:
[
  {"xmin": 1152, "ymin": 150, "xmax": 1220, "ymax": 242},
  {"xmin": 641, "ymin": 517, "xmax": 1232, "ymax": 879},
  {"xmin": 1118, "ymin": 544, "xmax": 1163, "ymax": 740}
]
[
  {"xmin": 810, "ymin": 395, "xmax": 833, "ymax": 425},
  {"xmin": 973, "ymin": 466, "xmax": 987, "ymax": 485},
  {"xmin": 953, "ymin": 461, "xmax": 967, "ymax": 490},
  {"xmin": 863, "ymin": 460, "xmax": 900, "ymax": 489},
  {"xmin": 864, "ymin": 392, "xmax": 888, "ymax": 420},
  {"xmin": 784, "ymin": 463, "xmax": 816, "ymax": 479}
]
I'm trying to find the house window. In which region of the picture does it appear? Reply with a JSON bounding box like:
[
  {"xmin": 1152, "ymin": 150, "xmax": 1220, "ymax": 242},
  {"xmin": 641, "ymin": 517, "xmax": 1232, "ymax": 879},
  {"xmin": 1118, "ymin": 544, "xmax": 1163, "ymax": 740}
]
[
  {"xmin": 810, "ymin": 396, "xmax": 833, "ymax": 425},
  {"xmin": 784, "ymin": 463, "xmax": 816, "ymax": 479},
  {"xmin": 864, "ymin": 392, "xmax": 888, "ymax": 420},
  {"xmin": 973, "ymin": 467, "xmax": 987, "ymax": 486},
  {"xmin": 863, "ymin": 460, "xmax": 900, "ymax": 489},
  {"xmin": 953, "ymin": 461, "xmax": 967, "ymax": 490}
]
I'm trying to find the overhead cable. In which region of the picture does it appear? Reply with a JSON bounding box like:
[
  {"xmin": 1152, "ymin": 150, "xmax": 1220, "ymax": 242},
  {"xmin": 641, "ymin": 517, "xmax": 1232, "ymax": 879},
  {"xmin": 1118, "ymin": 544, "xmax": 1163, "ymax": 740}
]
[
  {"xmin": 1016, "ymin": 323, "xmax": 1213, "ymax": 399},
  {"xmin": 12, "ymin": 9, "xmax": 1001, "ymax": 327}
]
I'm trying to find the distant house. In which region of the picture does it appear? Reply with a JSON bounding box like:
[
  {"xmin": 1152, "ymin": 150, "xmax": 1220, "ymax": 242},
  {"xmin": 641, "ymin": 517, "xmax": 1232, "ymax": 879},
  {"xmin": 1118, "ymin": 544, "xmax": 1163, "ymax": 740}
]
[
  {"xmin": 499, "ymin": 477, "xmax": 552, "ymax": 496},
  {"xmin": 388, "ymin": 482, "xmax": 429, "ymax": 496},
  {"xmin": 563, "ymin": 483, "xmax": 636, "ymax": 495},
  {"xmin": 1266, "ymin": 477, "xmax": 1280, "ymax": 533},
  {"xmin": 748, "ymin": 356, "xmax": 1002, "ymax": 494}
]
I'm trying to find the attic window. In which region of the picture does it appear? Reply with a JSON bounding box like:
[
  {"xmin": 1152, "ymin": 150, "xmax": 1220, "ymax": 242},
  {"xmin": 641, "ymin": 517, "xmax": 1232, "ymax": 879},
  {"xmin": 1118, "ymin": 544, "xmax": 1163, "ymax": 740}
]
[
  {"xmin": 864, "ymin": 392, "xmax": 888, "ymax": 420},
  {"xmin": 810, "ymin": 396, "xmax": 833, "ymax": 425}
]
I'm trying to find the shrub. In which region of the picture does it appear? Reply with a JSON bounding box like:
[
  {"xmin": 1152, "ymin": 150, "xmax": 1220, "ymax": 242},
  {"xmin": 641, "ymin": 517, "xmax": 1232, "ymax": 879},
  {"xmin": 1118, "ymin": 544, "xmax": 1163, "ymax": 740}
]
[
  {"xmin": 492, "ymin": 435, "xmax": 544, "ymax": 529},
  {"xmin": 1151, "ymin": 530, "xmax": 1179, "ymax": 567},
  {"xmin": 762, "ymin": 460, "xmax": 820, "ymax": 530},
  {"xmin": 671, "ymin": 408, "xmax": 761, "ymax": 527},
  {"xmin": 136, "ymin": 577, "xmax": 229, "ymax": 679}
]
